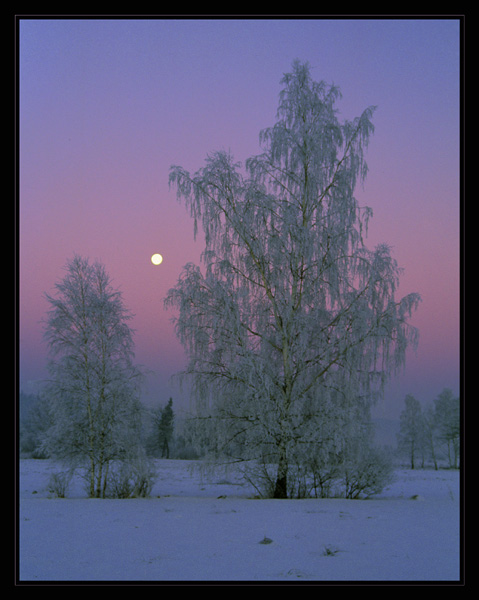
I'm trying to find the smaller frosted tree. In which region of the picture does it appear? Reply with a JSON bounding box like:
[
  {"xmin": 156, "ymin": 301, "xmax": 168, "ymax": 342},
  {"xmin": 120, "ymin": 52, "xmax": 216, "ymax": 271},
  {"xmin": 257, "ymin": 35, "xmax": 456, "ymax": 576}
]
[
  {"xmin": 42, "ymin": 255, "xmax": 145, "ymax": 497},
  {"xmin": 397, "ymin": 394, "xmax": 424, "ymax": 469},
  {"xmin": 434, "ymin": 388, "xmax": 460, "ymax": 468}
]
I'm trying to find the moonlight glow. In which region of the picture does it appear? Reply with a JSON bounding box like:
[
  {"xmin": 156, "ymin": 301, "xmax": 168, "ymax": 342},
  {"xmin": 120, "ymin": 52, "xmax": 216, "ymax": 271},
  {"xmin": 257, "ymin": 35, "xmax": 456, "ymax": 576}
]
[{"xmin": 151, "ymin": 253, "xmax": 163, "ymax": 265}]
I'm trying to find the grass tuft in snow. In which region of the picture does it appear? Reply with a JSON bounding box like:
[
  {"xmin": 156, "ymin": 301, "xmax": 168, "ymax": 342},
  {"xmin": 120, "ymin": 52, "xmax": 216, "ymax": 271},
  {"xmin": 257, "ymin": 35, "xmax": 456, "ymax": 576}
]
[
  {"xmin": 259, "ymin": 536, "xmax": 274, "ymax": 544},
  {"xmin": 323, "ymin": 545, "xmax": 341, "ymax": 556}
]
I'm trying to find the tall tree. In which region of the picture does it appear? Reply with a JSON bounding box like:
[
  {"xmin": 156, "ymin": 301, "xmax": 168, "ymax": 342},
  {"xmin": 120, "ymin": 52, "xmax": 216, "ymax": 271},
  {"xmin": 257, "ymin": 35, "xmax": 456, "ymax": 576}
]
[
  {"xmin": 42, "ymin": 255, "xmax": 144, "ymax": 497},
  {"xmin": 166, "ymin": 61, "xmax": 420, "ymax": 497}
]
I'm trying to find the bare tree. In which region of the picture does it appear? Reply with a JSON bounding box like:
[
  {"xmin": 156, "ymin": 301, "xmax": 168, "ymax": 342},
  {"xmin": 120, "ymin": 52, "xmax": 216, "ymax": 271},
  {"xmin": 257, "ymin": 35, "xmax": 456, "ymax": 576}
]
[
  {"xmin": 423, "ymin": 403, "xmax": 439, "ymax": 470},
  {"xmin": 165, "ymin": 61, "xmax": 420, "ymax": 497},
  {"xmin": 434, "ymin": 388, "xmax": 460, "ymax": 468},
  {"xmin": 397, "ymin": 394, "xmax": 424, "ymax": 469},
  {"xmin": 42, "ymin": 255, "xmax": 144, "ymax": 497}
]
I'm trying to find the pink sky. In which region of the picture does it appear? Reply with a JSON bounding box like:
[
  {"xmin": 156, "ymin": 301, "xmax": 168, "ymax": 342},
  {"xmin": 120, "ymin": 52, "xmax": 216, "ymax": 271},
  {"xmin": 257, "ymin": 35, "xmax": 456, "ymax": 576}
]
[{"xmin": 18, "ymin": 17, "xmax": 461, "ymax": 418}]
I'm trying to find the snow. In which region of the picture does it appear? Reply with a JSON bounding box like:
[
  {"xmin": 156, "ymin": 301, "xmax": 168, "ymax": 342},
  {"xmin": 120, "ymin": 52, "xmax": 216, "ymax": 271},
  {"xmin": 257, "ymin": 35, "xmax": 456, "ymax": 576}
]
[{"xmin": 18, "ymin": 458, "xmax": 461, "ymax": 583}]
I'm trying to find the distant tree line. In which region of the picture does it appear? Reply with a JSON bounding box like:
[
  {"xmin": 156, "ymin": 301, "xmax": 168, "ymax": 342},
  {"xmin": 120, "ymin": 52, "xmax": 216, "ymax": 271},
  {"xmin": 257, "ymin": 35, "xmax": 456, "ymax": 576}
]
[
  {"xmin": 18, "ymin": 392, "xmax": 52, "ymax": 459},
  {"xmin": 397, "ymin": 388, "xmax": 460, "ymax": 469},
  {"xmin": 19, "ymin": 392, "xmax": 182, "ymax": 461}
]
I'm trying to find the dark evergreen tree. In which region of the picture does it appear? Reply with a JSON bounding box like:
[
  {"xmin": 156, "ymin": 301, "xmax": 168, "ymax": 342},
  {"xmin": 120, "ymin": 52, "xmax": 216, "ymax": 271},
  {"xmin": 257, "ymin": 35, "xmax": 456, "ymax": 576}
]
[{"xmin": 157, "ymin": 398, "xmax": 175, "ymax": 458}]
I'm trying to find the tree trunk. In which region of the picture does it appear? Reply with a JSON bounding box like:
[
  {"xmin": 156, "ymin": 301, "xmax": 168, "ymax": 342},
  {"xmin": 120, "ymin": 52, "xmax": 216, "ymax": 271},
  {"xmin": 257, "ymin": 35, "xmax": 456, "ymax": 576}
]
[
  {"xmin": 88, "ymin": 456, "xmax": 96, "ymax": 497},
  {"xmin": 162, "ymin": 440, "xmax": 169, "ymax": 459},
  {"xmin": 428, "ymin": 433, "xmax": 438, "ymax": 470},
  {"xmin": 96, "ymin": 462, "xmax": 103, "ymax": 498},
  {"xmin": 102, "ymin": 461, "xmax": 109, "ymax": 498},
  {"xmin": 273, "ymin": 451, "xmax": 288, "ymax": 498}
]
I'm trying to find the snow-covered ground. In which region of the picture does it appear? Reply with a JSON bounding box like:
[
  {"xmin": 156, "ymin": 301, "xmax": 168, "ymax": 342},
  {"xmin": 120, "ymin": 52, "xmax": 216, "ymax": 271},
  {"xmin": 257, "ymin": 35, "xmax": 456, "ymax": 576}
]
[{"xmin": 18, "ymin": 458, "xmax": 461, "ymax": 583}]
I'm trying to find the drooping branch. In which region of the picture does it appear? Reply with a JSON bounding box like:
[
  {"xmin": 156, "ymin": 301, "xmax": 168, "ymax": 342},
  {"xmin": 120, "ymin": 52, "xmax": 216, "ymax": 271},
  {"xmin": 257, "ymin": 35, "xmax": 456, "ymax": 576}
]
[{"xmin": 165, "ymin": 61, "xmax": 420, "ymax": 497}]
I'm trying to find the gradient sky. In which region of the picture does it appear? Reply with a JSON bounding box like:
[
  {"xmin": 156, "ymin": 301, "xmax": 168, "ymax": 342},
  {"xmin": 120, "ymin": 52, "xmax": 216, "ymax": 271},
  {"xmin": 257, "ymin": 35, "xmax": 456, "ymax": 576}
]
[{"xmin": 18, "ymin": 17, "xmax": 461, "ymax": 419}]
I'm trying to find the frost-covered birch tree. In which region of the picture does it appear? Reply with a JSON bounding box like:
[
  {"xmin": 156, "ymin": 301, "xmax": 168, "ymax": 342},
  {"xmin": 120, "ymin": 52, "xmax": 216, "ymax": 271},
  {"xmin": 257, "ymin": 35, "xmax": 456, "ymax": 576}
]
[
  {"xmin": 165, "ymin": 60, "xmax": 420, "ymax": 498},
  {"xmin": 42, "ymin": 255, "xmax": 144, "ymax": 497}
]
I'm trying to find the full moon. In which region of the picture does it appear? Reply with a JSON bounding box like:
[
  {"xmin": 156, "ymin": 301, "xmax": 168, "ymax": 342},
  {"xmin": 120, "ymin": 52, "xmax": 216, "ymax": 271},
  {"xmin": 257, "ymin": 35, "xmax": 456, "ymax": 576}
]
[{"xmin": 151, "ymin": 253, "xmax": 163, "ymax": 265}]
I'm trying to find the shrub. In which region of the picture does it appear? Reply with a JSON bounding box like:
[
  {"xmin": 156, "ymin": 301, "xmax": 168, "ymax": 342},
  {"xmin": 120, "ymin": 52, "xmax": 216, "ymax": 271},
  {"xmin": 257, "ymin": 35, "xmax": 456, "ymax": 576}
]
[
  {"xmin": 240, "ymin": 460, "xmax": 278, "ymax": 499},
  {"xmin": 106, "ymin": 455, "xmax": 156, "ymax": 499},
  {"xmin": 47, "ymin": 470, "xmax": 72, "ymax": 498},
  {"xmin": 341, "ymin": 446, "xmax": 394, "ymax": 499}
]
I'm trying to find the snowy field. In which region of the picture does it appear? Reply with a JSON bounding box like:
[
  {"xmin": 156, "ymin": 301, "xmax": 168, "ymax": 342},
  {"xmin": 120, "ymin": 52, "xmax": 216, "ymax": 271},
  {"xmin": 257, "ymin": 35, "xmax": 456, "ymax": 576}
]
[{"xmin": 18, "ymin": 458, "xmax": 462, "ymax": 583}]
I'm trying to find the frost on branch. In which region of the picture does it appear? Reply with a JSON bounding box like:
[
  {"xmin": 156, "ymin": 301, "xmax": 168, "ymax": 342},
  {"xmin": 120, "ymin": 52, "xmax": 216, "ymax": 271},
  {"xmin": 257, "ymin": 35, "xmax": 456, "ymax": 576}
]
[{"xmin": 165, "ymin": 60, "xmax": 420, "ymax": 498}]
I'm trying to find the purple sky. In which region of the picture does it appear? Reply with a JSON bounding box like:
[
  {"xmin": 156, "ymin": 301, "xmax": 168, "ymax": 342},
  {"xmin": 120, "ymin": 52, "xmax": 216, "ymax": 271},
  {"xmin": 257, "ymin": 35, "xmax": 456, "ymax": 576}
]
[{"xmin": 18, "ymin": 17, "xmax": 461, "ymax": 419}]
